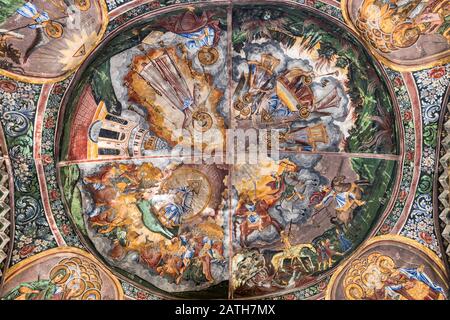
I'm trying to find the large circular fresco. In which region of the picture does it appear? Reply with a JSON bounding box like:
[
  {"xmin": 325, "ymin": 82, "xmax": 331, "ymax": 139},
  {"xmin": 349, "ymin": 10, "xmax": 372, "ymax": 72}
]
[{"xmin": 58, "ymin": 1, "xmax": 401, "ymax": 299}]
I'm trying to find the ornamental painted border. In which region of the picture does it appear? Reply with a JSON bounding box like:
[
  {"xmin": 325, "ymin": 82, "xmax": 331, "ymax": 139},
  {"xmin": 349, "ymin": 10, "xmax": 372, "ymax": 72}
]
[{"xmin": 0, "ymin": 0, "xmax": 447, "ymax": 300}]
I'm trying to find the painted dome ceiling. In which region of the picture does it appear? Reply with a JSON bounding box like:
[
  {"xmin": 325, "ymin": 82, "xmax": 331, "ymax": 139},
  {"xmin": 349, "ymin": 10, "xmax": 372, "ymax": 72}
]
[{"xmin": 0, "ymin": 0, "xmax": 448, "ymax": 301}]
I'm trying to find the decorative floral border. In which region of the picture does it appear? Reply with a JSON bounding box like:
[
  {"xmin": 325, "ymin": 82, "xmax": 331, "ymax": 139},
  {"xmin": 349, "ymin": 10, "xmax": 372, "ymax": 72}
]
[
  {"xmin": 0, "ymin": 77, "xmax": 57, "ymax": 265},
  {"xmin": 399, "ymin": 65, "xmax": 450, "ymax": 257},
  {"xmin": 106, "ymin": 0, "xmax": 137, "ymax": 11},
  {"xmin": 40, "ymin": 79, "xmax": 83, "ymax": 248},
  {"xmin": 376, "ymin": 69, "xmax": 415, "ymax": 234}
]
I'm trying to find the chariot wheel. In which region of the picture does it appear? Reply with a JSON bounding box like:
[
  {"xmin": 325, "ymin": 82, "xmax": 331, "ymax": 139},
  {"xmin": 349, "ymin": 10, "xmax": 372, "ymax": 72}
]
[
  {"xmin": 75, "ymin": 0, "xmax": 92, "ymax": 11},
  {"xmin": 44, "ymin": 21, "xmax": 64, "ymax": 39},
  {"xmin": 198, "ymin": 46, "xmax": 219, "ymax": 66},
  {"xmin": 192, "ymin": 111, "xmax": 213, "ymax": 132},
  {"xmin": 298, "ymin": 106, "xmax": 311, "ymax": 119}
]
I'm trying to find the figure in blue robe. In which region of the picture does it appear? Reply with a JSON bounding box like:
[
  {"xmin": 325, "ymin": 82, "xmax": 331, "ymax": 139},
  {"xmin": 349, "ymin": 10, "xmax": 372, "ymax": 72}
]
[
  {"xmin": 383, "ymin": 266, "xmax": 446, "ymax": 300},
  {"xmin": 180, "ymin": 26, "xmax": 215, "ymax": 50},
  {"xmin": 267, "ymin": 94, "xmax": 292, "ymax": 117},
  {"xmin": 16, "ymin": 2, "xmax": 50, "ymax": 29},
  {"xmin": 162, "ymin": 186, "xmax": 195, "ymax": 227},
  {"xmin": 335, "ymin": 228, "xmax": 352, "ymax": 252}
]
